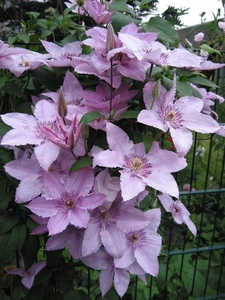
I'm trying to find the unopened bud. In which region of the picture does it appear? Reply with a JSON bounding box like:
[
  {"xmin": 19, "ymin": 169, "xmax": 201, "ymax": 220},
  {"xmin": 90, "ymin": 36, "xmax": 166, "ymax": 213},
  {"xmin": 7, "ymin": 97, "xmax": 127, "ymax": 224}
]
[
  {"xmin": 57, "ymin": 87, "xmax": 68, "ymax": 118},
  {"xmin": 150, "ymin": 79, "xmax": 161, "ymax": 110},
  {"xmin": 106, "ymin": 23, "xmax": 116, "ymax": 53},
  {"xmin": 152, "ymin": 79, "xmax": 161, "ymax": 100}
]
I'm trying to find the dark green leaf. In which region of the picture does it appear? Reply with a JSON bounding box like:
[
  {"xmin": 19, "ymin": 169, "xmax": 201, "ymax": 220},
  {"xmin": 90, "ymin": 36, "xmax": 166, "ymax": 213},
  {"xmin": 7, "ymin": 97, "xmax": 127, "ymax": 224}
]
[
  {"xmin": 176, "ymin": 81, "xmax": 193, "ymax": 97},
  {"xmin": 17, "ymin": 33, "xmax": 30, "ymax": 44},
  {"xmin": 0, "ymin": 231, "xmax": 12, "ymax": 266},
  {"xmin": 0, "ymin": 123, "xmax": 12, "ymax": 137},
  {"xmin": 25, "ymin": 286, "xmax": 44, "ymax": 300},
  {"xmin": 69, "ymin": 157, "xmax": 93, "ymax": 174},
  {"xmin": 26, "ymin": 12, "xmax": 40, "ymax": 19},
  {"xmin": 12, "ymin": 286, "xmax": 24, "ymax": 300},
  {"xmin": 108, "ymin": 0, "xmax": 135, "ymax": 16},
  {"xmin": 34, "ymin": 269, "xmax": 52, "ymax": 286},
  {"xmin": 0, "ymin": 193, "xmax": 12, "ymax": 214},
  {"xmin": 8, "ymin": 35, "xmax": 17, "ymax": 45},
  {"xmin": 79, "ymin": 111, "xmax": 103, "ymax": 126},
  {"xmin": 11, "ymin": 224, "xmax": 27, "ymax": 251},
  {"xmin": 0, "ymin": 225, "xmax": 26, "ymax": 266},
  {"xmin": 188, "ymin": 75, "xmax": 218, "ymax": 88},
  {"xmin": 1, "ymin": 81, "xmax": 26, "ymax": 100},
  {"xmin": 30, "ymin": 68, "xmax": 62, "ymax": 91},
  {"xmin": 64, "ymin": 290, "xmax": 83, "ymax": 300},
  {"xmin": 0, "ymin": 212, "xmax": 19, "ymax": 235},
  {"xmin": 119, "ymin": 110, "xmax": 139, "ymax": 119},
  {"xmin": 21, "ymin": 234, "xmax": 39, "ymax": 270},
  {"xmin": 142, "ymin": 17, "xmax": 179, "ymax": 45},
  {"xmin": 0, "ymin": 73, "xmax": 11, "ymax": 89},
  {"xmin": 111, "ymin": 11, "xmax": 140, "ymax": 33}
]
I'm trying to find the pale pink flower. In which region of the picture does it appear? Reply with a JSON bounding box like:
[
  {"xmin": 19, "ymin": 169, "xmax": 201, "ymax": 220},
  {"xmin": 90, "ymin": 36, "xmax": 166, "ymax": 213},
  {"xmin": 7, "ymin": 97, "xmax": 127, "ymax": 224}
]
[
  {"xmin": 114, "ymin": 209, "xmax": 162, "ymax": 277},
  {"xmin": 158, "ymin": 193, "xmax": 197, "ymax": 236},
  {"xmin": 7, "ymin": 260, "xmax": 46, "ymax": 289},
  {"xmin": 137, "ymin": 75, "xmax": 220, "ymax": 156},
  {"xmin": 93, "ymin": 123, "xmax": 187, "ymax": 200},
  {"xmin": 218, "ymin": 21, "xmax": 225, "ymax": 31},
  {"xmin": 26, "ymin": 168, "xmax": 106, "ymax": 235},
  {"xmin": 82, "ymin": 247, "xmax": 130, "ymax": 297},
  {"xmin": 194, "ymin": 32, "xmax": 204, "ymax": 42}
]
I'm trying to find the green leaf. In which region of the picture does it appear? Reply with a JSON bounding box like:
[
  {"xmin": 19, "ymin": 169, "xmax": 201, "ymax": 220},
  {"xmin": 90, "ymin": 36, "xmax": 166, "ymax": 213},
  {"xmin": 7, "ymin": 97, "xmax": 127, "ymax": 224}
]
[
  {"xmin": 1, "ymin": 81, "xmax": 26, "ymax": 100},
  {"xmin": 64, "ymin": 290, "xmax": 83, "ymax": 300},
  {"xmin": 0, "ymin": 193, "xmax": 12, "ymax": 214},
  {"xmin": 0, "ymin": 212, "xmax": 19, "ymax": 235},
  {"xmin": 142, "ymin": 17, "xmax": 179, "ymax": 45},
  {"xmin": 26, "ymin": 286, "xmax": 44, "ymax": 300},
  {"xmin": 69, "ymin": 157, "xmax": 93, "ymax": 174},
  {"xmin": 176, "ymin": 81, "xmax": 193, "ymax": 97},
  {"xmin": 79, "ymin": 111, "xmax": 103, "ymax": 126},
  {"xmin": 141, "ymin": 0, "xmax": 153, "ymax": 5},
  {"xmin": 11, "ymin": 224, "xmax": 27, "ymax": 251},
  {"xmin": 8, "ymin": 35, "xmax": 17, "ymax": 45},
  {"xmin": 188, "ymin": 75, "xmax": 218, "ymax": 88},
  {"xmin": 21, "ymin": 234, "xmax": 39, "ymax": 270},
  {"xmin": 17, "ymin": 32, "xmax": 30, "ymax": 44},
  {"xmin": 26, "ymin": 11, "xmax": 40, "ymax": 19},
  {"xmin": 12, "ymin": 286, "xmax": 24, "ymax": 300},
  {"xmin": 111, "ymin": 11, "xmax": 140, "ymax": 33},
  {"xmin": 119, "ymin": 110, "xmax": 139, "ymax": 119},
  {"xmin": 0, "ymin": 123, "xmax": 12, "ymax": 137},
  {"xmin": 0, "ymin": 73, "xmax": 11, "ymax": 89},
  {"xmin": 200, "ymin": 44, "xmax": 221, "ymax": 56},
  {"xmin": 0, "ymin": 225, "xmax": 26, "ymax": 266},
  {"xmin": 30, "ymin": 68, "xmax": 62, "ymax": 91},
  {"xmin": 108, "ymin": 0, "xmax": 135, "ymax": 16}
]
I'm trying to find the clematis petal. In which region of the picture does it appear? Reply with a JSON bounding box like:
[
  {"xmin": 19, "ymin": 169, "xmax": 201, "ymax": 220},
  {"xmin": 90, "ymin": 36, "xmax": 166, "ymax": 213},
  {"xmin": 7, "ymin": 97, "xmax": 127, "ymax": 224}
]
[
  {"xmin": 114, "ymin": 268, "xmax": 130, "ymax": 297},
  {"xmin": 101, "ymin": 226, "xmax": 127, "ymax": 258},
  {"xmin": 82, "ymin": 220, "xmax": 102, "ymax": 257}
]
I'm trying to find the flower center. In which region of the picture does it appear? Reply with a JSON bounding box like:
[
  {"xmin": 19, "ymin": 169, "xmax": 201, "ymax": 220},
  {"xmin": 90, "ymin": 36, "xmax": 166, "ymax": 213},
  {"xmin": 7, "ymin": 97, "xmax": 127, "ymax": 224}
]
[
  {"xmin": 158, "ymin": 105, "xmax": 183, "ymax": 129},
  {"xmin": 122, "ymin": 154, "xmax": 152, "ymax": 178},
  {"xmin": 61, "ymin": 192, "xmax": 77, "ymax": 210}
]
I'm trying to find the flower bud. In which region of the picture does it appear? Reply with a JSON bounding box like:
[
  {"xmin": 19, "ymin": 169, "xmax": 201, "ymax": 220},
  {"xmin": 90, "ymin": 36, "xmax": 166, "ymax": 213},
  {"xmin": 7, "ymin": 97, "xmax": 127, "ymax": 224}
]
[
  {"xmin": 152, "ymin": 79, "xmax": 161, "ymax": 100},
  {"xmin": 106, "ymin": 23, "xmax": 116, "ymax": 53},
  {"xmin": 57, "ymin": 87, "xmax": 68, "ymax": 118}
]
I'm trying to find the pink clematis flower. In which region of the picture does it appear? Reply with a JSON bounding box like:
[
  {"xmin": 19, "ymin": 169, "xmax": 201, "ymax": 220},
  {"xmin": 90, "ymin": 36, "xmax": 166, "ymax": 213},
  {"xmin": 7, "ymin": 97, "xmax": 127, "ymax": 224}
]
[
  {"xmin": 46, "ymin": 226, "xmax": 85, "ymax": 259},
  {"xmin": 86, "ymin": 0, "xmax": 113, "ymax": 25},
  {"xmin": 7, "ymin": 260, "xmax": 46, "ymax": 289},
  {"xmin": 93, "ymin": 122, "xmax": 187, "ymax": 200},
  {"xmin": 75, "ymin": 53, "xmax": 121, "ymax": 88},
  {"xmin": 41, "ymin": 40, "xmax": 82, "ymax": 68},
  {"xmin": 114, "ymin": 209, "xmax": 162, "ymax": 277},
  {"xmin": 158, "ymin": 193, "xmax": 197, "ymax": 236},
  {"xmin": 82, "ymin": 195, "xmax": 150, "ymax": 258},
  {"xmin": 82, "ymin": 247, "xmax": 130, "ymax": 297},
  {"xmin": 26, "ymin": 167, "xmax": 106, "ymax": 235},
  {"xmin": 1, "ymin": 100, "xmax": 60, "ymax": 170},
  {"xmin": 137, "ymin": 75, "xmax": 220, "ymax": 156},
  {"xmin": 0, "ymin": 52, "xmax": 50, "ymax": 77},
  {"xmin": 4, "ymin": 150, "xmax": 75, "ymax": 203},
  {"xmin": 190, "ymin": 83, "xmax": 224, "ymax": 116}
]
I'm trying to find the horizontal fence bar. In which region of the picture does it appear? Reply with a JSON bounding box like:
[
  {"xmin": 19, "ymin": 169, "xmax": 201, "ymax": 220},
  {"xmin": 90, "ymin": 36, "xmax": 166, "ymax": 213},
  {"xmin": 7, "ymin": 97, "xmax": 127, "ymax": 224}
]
[
  {"xmin": 179, "ymin": 188, "xmax": 225, "ymax": 196},
  {"xmin": 196, "ymin": 293, "xmax": 225, "ymax": 300},
  {"xmin": 162, "ymin": 244, "xmax": 225, "ymax": 257}
]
